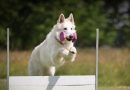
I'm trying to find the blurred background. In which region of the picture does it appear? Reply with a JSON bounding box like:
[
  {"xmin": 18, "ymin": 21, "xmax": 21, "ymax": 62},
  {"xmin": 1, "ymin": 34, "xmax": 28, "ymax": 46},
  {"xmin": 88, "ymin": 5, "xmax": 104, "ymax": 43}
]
[{"xmin": 0, "ymin": 0, "xmax": 130, "ymax": 90}]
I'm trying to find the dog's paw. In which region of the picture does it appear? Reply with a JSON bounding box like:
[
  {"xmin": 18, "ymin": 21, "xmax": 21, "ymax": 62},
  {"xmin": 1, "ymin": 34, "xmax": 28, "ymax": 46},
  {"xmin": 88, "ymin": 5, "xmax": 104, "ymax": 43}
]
[
  {"xmin": 70, "ymin": 53, "xmax": 76, "ymax": 62},
  {"xmin": 69, "ymin": 47, "xmax": 77, "ymax": 54},
  {"xmin": 60, "ymin": 48, "xmax": 69, "ymax": 56}
]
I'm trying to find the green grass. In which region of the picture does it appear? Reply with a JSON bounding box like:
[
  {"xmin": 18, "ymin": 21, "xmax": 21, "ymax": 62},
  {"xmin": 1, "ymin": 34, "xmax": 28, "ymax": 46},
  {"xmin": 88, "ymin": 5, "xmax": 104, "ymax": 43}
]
[
  {"xmin": 0, "ymin": 79, "xmax": 7, "ymax": 90},
  {"xmin": 99, "ymin": 86, "xmax": 130, "ymax": 90},
  {"xmin": 10, "ymin": 51, "xmax": 30, "ymax": 76},
  {"xmin": 98, "ymin": 48, "xmax": 130, "ymax": 86},
  {"xmin": 0, "ymin": 48, "xmax": 130, "ymax": 87},
  {"xmin": 0, "ymin": 51, "xmax": 7, "ymax": 90},
  {"xmin": 0, "ymin": 51, "xmax": 7, "ymax": 78}
]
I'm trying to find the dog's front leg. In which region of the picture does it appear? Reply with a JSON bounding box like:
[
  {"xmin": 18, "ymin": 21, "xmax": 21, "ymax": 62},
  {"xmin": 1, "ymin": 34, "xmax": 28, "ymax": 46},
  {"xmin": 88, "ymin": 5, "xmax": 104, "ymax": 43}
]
[
  {"xmin": 59, "ymin": 48, "xmax": 70, "ymax": 56},
  {"xmin": 68, "ymin": 47, "xmax": 77, "ymax": 62},
  {"xmin": 59, "ymin": 47, "xmax": 77, "ymax": 62}
]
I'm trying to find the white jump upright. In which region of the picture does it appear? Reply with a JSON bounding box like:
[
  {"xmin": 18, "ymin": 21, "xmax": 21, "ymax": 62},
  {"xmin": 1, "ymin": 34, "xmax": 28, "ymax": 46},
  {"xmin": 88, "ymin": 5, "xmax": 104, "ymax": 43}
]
[
  {"xmin": 8, "ymin": 28, "xmax": 99, "ymax": 90},
  {"xmin": 7, "ymin": 28, "xmax": 10, "ymax": 90},
  {"xmin": 96, "ymin": 28, "xmax": 99, "ymax": 90}
]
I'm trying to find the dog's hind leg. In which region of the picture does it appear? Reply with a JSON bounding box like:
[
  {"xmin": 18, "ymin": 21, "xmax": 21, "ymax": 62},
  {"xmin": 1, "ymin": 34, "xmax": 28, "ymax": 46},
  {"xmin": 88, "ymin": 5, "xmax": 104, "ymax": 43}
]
[
  {"xmin": 28, "ymin": 59, "xmax": 44, "ymax": 76},
  {"xmin": 48, "ymin": 66, "xmax": 56, "ymax": 76}
]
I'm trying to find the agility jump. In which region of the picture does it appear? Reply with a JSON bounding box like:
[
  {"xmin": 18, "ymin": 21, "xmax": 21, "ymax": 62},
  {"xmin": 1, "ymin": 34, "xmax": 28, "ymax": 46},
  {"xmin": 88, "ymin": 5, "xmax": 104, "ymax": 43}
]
[{"xmin": 8, "ymin": 28, "xmax": 99, "ymax": 90}]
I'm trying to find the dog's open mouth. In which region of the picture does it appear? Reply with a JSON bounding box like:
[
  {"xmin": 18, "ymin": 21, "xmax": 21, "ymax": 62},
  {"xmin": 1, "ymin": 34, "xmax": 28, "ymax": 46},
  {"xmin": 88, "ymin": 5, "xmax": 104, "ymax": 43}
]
[{"xmin": 66, "ymin": 37, "xmax": 73, "ymax": 41}]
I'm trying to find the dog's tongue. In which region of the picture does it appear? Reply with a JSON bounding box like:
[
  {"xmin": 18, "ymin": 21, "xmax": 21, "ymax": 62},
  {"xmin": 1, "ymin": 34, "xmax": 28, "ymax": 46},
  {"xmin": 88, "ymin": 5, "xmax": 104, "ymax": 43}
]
[
  {"xmin": 72, "ymin": 32, "xmax": 77, "ymax": 42},
  {"xmin": 60, "ymin": 32, "xmax": 66, "ymax": 44}
]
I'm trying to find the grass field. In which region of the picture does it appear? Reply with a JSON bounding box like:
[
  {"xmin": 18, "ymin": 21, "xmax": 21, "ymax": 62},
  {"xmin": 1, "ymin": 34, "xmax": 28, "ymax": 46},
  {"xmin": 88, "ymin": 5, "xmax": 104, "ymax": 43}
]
[
  {"xmin": 0, "ymin": 79, "xmax": 7, "ymax": 90},
  {"xmin": 0, "ymin": 48, "xmax": 130, "ymax": 90}
]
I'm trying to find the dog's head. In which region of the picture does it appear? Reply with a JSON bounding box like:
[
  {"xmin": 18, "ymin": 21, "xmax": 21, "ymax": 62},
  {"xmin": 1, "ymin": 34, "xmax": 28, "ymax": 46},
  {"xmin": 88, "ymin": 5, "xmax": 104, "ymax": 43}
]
[{"xmin": 55, "ymin": 13, "xmax": 77, "ymax": 44}]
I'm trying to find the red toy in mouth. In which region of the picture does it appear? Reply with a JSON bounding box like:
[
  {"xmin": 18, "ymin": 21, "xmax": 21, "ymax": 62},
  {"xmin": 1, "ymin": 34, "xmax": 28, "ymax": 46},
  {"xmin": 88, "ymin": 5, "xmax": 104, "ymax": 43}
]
[{"xmin": 60, "ymin": 32, "xmax": 77, "ymax": 43}]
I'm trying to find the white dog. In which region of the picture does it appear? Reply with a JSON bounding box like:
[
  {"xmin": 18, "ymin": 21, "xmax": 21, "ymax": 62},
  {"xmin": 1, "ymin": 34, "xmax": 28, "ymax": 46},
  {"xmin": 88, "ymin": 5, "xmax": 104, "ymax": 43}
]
[{"xmin": 28, "ymin": 13, "xmax": 77, "ymax": 76}]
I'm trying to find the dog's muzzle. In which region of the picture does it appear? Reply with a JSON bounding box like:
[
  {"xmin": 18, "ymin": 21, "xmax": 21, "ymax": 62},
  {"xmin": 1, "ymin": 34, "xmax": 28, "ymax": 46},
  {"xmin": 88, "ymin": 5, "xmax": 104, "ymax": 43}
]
[
  {"xmin": 66, "ymin": 35, "xmax": 74, "ymax": 41},
  {"xmin": 60, "ymin": 32, "xmax": 77, "ymax": 43}
]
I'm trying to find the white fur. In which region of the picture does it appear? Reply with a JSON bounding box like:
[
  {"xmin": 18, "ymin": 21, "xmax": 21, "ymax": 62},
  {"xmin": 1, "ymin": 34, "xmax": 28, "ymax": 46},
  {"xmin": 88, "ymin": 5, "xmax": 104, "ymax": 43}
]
[{"xmin": 28, "ymin": 13, "xmax": 77, "ymax": 76}]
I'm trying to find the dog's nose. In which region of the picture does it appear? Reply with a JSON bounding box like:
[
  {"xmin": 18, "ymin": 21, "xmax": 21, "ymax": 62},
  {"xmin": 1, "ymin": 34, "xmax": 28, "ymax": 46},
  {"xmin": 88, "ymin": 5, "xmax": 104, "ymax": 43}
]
[{"xmin": 69, "ymin": 35, "xmax": 73, "ymax": 39}]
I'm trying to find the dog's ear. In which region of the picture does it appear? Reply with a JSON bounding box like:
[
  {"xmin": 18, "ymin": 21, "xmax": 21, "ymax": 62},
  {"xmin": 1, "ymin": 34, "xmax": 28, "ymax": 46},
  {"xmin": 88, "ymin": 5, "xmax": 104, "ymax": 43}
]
[
  {"xmin": 57, "ymin": 13, "xmax": 65, "ymax": 23},
  {"xmin": 68, "ymin": 13, "xmax": 75, "ymax": 24}
]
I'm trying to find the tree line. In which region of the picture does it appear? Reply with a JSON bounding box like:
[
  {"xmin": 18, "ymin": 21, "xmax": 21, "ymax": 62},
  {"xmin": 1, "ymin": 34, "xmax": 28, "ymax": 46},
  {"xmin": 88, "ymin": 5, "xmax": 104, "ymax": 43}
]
[{"xmin": 0, "ymin": 0, "xmax": 130, "ymax": 50}]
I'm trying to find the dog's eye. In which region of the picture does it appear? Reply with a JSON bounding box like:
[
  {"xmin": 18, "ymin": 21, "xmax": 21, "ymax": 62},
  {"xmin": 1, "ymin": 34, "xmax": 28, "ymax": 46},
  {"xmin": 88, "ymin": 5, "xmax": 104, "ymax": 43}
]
[
  {"xmin": 71, "ymin": 28, "xmax": 73, "ymax": 30},
  {"xmin": 64, "ymin": 28, "xmax": 67, "ymax": 30}
]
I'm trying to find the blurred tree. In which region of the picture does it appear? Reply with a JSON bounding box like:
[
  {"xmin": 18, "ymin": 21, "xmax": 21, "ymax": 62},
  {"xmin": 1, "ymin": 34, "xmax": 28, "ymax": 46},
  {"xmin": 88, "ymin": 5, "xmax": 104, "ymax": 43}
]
[
  {"xmin": 104, "ymin": 0, "xmax": 130, "ymax": 47},
  {"xmin": 0, "ymin": 0, "xmax": 130, "ymax": 50}
]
